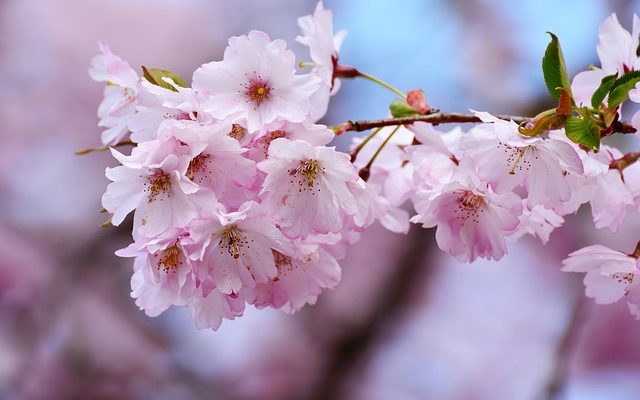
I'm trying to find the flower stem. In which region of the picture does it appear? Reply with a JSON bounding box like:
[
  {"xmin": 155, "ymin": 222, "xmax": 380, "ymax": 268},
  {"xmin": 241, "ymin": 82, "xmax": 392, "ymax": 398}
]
[
  {"xmin": 359, "ymin": 125, "xmax": 401, "ymax": 180},
  {"xmin": 349, "ymin": 127, "xmax": 383, "ymax": 162},
  {"xmin": 356, "ymin": 71, "xmax": 406, "ymax": 100}
]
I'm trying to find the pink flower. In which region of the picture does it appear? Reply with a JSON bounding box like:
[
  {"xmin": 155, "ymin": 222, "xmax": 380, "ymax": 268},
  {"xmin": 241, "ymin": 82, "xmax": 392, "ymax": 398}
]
[
  {"xmin": 404, "ymin": 123, "xmax": 461, "ymax": 191},
  {"xmin": 296, "ymin": 2, "xmax": 347, "ymax": 119},
  {"xmin": 248, "ymin": 240, "xmax": 341, "ymax": 313},
  {"xmin": 571, "ymin": 13, "xmax": 640, "ymax": 105},
  {"xmin": 351, "ymin": 125, "xmax": 416, "ymax": 233},
  {"xmin": 562, "ymin": 245, "xmax": 640, "ymax": 310},
  {"xmin": 129, "ymin": 80, "xmax": 207, "ymax": 143},
  {"xmin": 296, "ymin": 2, "xmax": 347, "ymax": 88},
  {"xmin": 193, "ymin": 30, "xmax": 320, "ymax": 133},
  {"xmin": 258, "ymin": 138, "xmax": 359, "ymax": 237},
  {"xmin": 589, "ymin": 146, "xmax": 635, "ymax": 232},
  {"xmin": 188, "ymin": 290, "xmax": 245, "ymax": 330},
  {"xmin": 187, "ymin": 202, "xmax": 291, "ymax": 295},
  {"xmin": 596, "ymin": 13, "xmax": 640, "ymax": 74},
  {"xmin": 246, "ymin": 120, "xmax": 334, "ymax": 162},
  {"xmin": 117, "ymin": 228, "xmax": 196, "ymax": 318},
  {"xmin": 88, "ymin": 42, "xmax": 140, "ymax": 145},
  {"xmin": 508, "ymin": 204, "xmax": 564, "ymax": 244},
  {"xmin": 461, "ymin": 112, "xmax": 583, "ymax": 209},
  {"xmin": 102, "ymin": 136, "xmax": 207, "ymax": 238},
  {"xmin": 163, "ymin": 121, "xmax": 258, "ymax": 209},
  {"xmin": 411, "ymin": 172, "xmax": 522, "ymax": 262}
]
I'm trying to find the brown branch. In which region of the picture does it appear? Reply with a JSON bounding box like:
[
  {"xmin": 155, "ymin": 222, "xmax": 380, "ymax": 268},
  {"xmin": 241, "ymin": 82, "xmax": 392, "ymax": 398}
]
[{"xmin": 340, "ymin": 112, "xmax": 637, "ymax": 134}]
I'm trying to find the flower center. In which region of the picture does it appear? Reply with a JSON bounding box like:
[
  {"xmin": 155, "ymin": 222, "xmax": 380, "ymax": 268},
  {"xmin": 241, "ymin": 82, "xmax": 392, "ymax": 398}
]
[
  {"xmin": 187, "ymin": 154, "xmax": 211, "ymax": 182},
  {"xmin": 220, "ymin": 225, "xmax": 247, "ymax": 259},
  {"xmin": 245, "ymin": 77, "xmax": 271, "ymax": 105},
  {"xmin": 291, "ymin": 159, "xmax": 323, "ymax": 189},
  {"xmin": 229, "ymin": 124, "xmax": 248, "ymax": 141},
  {"xmin": 154, "ymin": 245, "xmax": 182, "ymax": 273},
  {"xmin": 273, "ymin": 250, "xmax": 295, "ymax": 280},
  {"xmin": 498, "ymin": 142, "xmax": 534, "ymax": 175},
  {"xmin": 612, "ymin": 272, "xmax": 634, "ymax": 285},
  {"xmin": 145, "ymin": 171, "xmax": 171, "ymax": 202},
  {"xmin": 455, "ymin": 190, "xmax": 485, "ymax": 224},
  {"xmin": 259, "ymin": 130, "xmax": 287, "ymax": 155}
]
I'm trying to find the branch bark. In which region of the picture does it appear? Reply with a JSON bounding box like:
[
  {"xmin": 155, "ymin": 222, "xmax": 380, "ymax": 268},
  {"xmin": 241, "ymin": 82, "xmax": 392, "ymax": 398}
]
[{"xmin": 341, "ymin": 112, "xmax": 637, "ymax": 135}]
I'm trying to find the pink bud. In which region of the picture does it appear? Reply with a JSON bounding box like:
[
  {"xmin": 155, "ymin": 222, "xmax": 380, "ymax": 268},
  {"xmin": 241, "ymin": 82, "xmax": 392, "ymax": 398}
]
[{"xmin": 407, "ymin": 89, "xmax": 430, "ymax": 114}]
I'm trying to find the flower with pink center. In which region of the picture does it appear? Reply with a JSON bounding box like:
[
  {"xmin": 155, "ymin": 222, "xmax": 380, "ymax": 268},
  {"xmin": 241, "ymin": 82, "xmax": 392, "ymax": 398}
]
[
  {"xmin": 562, "ymin": 245, "xmax": 640, "ymax": 314},
  {"xmin": 102, "ymin": 136, "xmax": 209, "ymax": 238},
  {"xmin": 411, "ymin": 172, "xmax": 522, "ymax": 262},
  {"xmin": 89, "ymin": 42, "xmax": 140, "ymax": 145},
  {"xmin": 187, "ymin": 202, "xmax": 291, "ymax": 295},
  {"xmin": 461, "ymin": 112, "xmax": 583, "ymax": 209},
  {"xmin": 193, "ymin": 30, "xmax": 320, "ymax": 133},
  {"xmin": 571, "ymin": 13, "xmax": 640, "ymax": 105},
  {"xmin": 296, "ymin": 2, "xmax": 347, "ymax": 120},
  {"xmin": 248, "ymin": 240, "xmax": 341, "ymax": 313},
  {"xmin": 117, "ymin": 228, "xmax": 196, "ymax": 318},
  {"xmin": 162, "ymin": 121, "xmax": 258, "ymax": 208},
  {"xmin": 258, "ymin": 138, "xmax": 359, "ymax": 237}
]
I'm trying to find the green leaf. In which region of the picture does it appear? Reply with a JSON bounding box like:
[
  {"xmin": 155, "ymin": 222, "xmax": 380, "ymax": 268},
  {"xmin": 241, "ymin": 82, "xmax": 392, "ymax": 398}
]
[
  {"xmin": 565, "ymin": 108, "xmax": 600, "ymax": 150},
  {"xmin": 389, "ymin": 99, "xmax": 419, "ymax": 118},
  {"xmin": 142, "ymin": 66, "xmax": 189, "ymax": 91},
  {"xmin": 607, "ymin": 70, "xmax": 640, "ymax": 109},
  {"xmin": 542, "ymin": 32, "xmax": 571, "ymax": 101},
  {"xmin": 590, "ymin": 73, "xmax": 618, "ymax": 108}
]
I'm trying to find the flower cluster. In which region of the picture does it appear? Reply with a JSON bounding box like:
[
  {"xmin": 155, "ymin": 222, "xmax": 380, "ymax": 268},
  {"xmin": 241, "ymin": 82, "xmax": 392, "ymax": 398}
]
[
  {"xmin": 90, "ymin": 6, "xmax": 640, "ymax": 328},
  {"xmin": 91, "ymin": 3, "xmax": 375, "ymax": 329}
]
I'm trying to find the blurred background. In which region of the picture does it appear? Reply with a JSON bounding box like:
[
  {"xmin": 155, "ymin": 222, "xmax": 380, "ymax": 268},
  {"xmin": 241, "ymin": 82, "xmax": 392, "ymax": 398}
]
[{"xmin": 2, "ymin": 0, "xmax": 640, "ymax": 399}]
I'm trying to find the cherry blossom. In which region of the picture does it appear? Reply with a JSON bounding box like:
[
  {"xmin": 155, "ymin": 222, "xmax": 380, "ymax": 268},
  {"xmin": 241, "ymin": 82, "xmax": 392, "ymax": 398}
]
[
  {"xmin": 562, "ymin": 245, "xmax": 640, "ymax": 314},
  {"xmin": 193, "ymin": 30, "xmax": 320, "ymax": 133},
  {"xmin": 296, "ymin": 1, "xmax": 347, "ymax": 119},
  {"xmin": 87, "ymin": 7, "xmax": 640, "ymax": 329},
  {"xmin": 187, "ymin": 202, "xmax": 291, "ymax": 295},
  {"xmin": 117, "ymin": 228, "xmax": 197, "ymax": 318},
  {"xmin": 102, "ymin": 136, "xmax": 206, "ymax": 238},
  {"xmin": 572, "ymin": 13, "xmax": 640, "ymax": 105},
  {"xmin": 248, "ymin": 240, "xmax": 341, "ymax": 313},
  {"xmin": 411, "ymin": 171, "xmax": 522, "ymax": 262},
  {"xmin": 88, "ymin": 42, "xmax": 140, "ymax": 145},
  {"xmin": 258, "ymin": 138, "xmax": 359, "ymax": 237},
  {"xmin": 461, "ymin": 112, "xmax": 583, "ymax": 209}
]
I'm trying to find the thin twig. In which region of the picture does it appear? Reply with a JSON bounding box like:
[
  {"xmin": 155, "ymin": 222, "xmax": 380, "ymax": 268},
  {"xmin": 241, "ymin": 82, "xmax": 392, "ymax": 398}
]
[{"xmin": 341, "ymin": 112, "xmax": 637, "ymax": 134}]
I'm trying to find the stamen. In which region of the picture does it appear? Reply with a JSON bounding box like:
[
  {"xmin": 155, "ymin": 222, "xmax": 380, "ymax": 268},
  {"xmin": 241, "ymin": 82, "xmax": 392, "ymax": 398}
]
[
  {"xmin": 187, "ymin": 154, "xmax": 211, "ymax": 182},
  {"xmin": 244, "ymin": 77, "xmax": 271, "ymax": 105},
  {"xmin": 144, "ymin": 171, "xmax": 171, "ymax": 203},
  {"xmin": 273, "ymin": 250, "xmax": 295, "ymax": 280},
  {"xmin": 612, "ymin": 272, "xmax": 634, "ymax": 285},
  {"xmin": 220, "ymin": 225, "xmax": 248, "ymax": 259},
  {"xmin": 454, "ymin": 190, "xmax": 485, "ymax": 224},
  {"xmin": 230, "ymin": 124, "xmax": 248, "ymax": 141},
  {"xmin": 291, "ymin": 159, "xmax": 323, "ymax": 188},
  {"xmin": 154, "ymin": 245, "xmax": 182, "ymax": 273},
  {"xmin": 259, "ymin": 130, "xmax": 287, "ymax": 155}
]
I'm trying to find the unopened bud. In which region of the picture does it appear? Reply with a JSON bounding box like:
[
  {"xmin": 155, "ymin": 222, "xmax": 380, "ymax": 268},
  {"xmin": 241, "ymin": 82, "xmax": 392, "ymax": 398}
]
[{"xmin": 407, "ymin": 89, "xmax": 430, "ymax": 114}]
